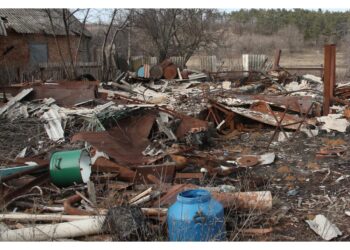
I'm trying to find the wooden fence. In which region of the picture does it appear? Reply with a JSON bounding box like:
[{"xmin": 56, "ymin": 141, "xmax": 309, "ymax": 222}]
[{"xmin": 0, "ymin": 54, "xmax": 326, "ymax": 84}]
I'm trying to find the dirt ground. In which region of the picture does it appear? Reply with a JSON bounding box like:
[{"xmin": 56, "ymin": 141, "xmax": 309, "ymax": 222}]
[{"xmin": 210, "ymin": 129, "xmax": 350, "ymax": 241}]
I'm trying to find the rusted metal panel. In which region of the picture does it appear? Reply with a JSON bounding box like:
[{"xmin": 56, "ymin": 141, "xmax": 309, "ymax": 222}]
[
  {"xmin": 134, "ymin": 165, "xmax": 176, "ymax": 184},
  {"xmin": 30, "ymin": 82, "xmax": 98, "ymax": 106},
  {"xmin": 175, "ymin": 114, "xmax": 209, "ymax": 138},
  {"xmin": 335, "ymin": 86, "xmax": 350, "ymax": 98},
  {"xmin": 92, "ymin": 157, "xmax": 136, "ymax": 182},
  {"xmin": 175, "ymin": 172, "xmax": 204, "ymax": 179},
  {"xmin": 174, "ymin": 172, "xmax": 204, "ymax": 183},
  {"xmin": 72, "ymin": 112, "xmax": 157, "ymax": 165},
  {"xmin": 323, "ymin": 44, "xmax": 336, "ymax": 116},
  {"xmin": 3, "ymin": 81, "xmax": 98, "ymax": 107}
]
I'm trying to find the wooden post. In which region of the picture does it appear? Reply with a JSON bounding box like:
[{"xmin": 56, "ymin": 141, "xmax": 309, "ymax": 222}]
[{"xmin": 273, "ymin": 49, "xmax": 282, "ymax": 70}]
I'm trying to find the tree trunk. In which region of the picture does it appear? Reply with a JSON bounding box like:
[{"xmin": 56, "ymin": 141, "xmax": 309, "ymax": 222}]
[
  {"xmin": 101, "ymin": 9, "xmax": 117, "ymax": 82},
  {"xmin": 74, "ymin": 9, "xmax": 90, "ymax": 65},
  {"xmin": 46, "ymin": 9, "xmax": 70, "ymax": 79},
  {"xmin": 62, "ymin": 9, "xmax": 77, "ymax": 80}
]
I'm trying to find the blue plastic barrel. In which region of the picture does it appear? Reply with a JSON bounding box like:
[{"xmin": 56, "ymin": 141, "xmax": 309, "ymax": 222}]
[
  {"xmin": 137, "ymin": 65, "xmax": 145, "ymax": 78},
  {"xmin": 167, "ymin": 189, "xmax": 226, "ymax": 241}
]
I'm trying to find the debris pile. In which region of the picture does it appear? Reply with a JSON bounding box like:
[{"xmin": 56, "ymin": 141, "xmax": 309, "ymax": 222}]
[{"xmin": 1, "ymin": 53, "xmax": 350, "ymax": 241}]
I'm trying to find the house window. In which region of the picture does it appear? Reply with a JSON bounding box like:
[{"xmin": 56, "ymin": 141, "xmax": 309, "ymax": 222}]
[{"xmin": 29, "ymin": 43, "xmax": 48, "ymax": 66}]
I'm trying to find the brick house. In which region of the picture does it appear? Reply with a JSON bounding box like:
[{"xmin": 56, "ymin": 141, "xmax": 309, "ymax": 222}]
[{"xmin": 0, "ymin": 9, "xmax": 91, "ymax": 84}]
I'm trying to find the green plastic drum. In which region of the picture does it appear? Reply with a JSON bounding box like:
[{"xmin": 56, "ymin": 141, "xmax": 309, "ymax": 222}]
[{"xmin": 49, "ymin": 149, "xmax": 91, "ymax": 187}]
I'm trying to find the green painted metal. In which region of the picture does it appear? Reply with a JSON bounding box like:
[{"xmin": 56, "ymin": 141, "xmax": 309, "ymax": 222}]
[
  {"xmin": 49, "ymin": 149, "xmax": 91, "ymax": 187},
  {"xmin": 0, "ymin": 165, "xmax": 35, "ymax": 178}
]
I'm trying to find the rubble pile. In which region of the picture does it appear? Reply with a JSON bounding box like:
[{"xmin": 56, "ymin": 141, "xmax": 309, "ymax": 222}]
[{"xmin": 1, "ymin": 56, "xmax": 350, "ymax": 241}]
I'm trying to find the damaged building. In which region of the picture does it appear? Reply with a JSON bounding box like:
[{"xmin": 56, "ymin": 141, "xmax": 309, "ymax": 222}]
[{"xmin": 0, "ymin": 9, "xmax": 91, "ymax": 84}]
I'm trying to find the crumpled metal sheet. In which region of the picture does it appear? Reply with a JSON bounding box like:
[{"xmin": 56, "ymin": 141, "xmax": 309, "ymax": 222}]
[
  {"xmin": 218, "ymin": 94, "xmax": 315, "ymax": 114},
  {"xmin": 216, "ymin": 101, "xmax": 302, "ymax": 130},
  {"xmin": 72, "ymin": 112, "xmax": 157, "ymax": 165},
  {"xmin": 175, "ymin": 114, "xmax": 209, "ymax": 138}
]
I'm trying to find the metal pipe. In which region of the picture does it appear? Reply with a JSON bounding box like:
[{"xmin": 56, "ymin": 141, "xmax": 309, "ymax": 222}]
[{"xmin": 323, "ymin": 44, "xmax": 336, "ymax": 116}]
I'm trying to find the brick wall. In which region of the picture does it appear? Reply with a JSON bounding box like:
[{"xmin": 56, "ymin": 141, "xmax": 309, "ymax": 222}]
[
  {"xmin": 0, "ymin": 31, "xmax": 89, "ymax": 68},
  {"xmin": 0, "ymin": 31, "xmax": 90, "ymax": 84}
]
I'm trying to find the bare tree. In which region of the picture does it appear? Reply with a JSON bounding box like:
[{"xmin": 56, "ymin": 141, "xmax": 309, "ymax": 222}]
[
  {"xmin": 46, "ymin": 9, "xmax": 90, "ymax": 80},
  {"xmin": 46, "ymin": 9, "xmax": 71, "ymax": 79},
  {"xmin": 74, "ymin": 9, "xmax": 90, "ymax": 65},
  {"xmin": 134, "ymin": 9, "xmax": 179, "ymax": 61},
  {"xmin": 62, "ymin": 8, "xmax": 80, "ymax": 79},
  {"xmin": 133, "ymin": 9, "xmax": 218, "ymax": 67},
  {"xmin": 171, "ymin": 9, "xmax": 219, "ymax": 67},
  {"xmin": 100, "ymin": 9, "xmax": 131, "ymax": 82}
]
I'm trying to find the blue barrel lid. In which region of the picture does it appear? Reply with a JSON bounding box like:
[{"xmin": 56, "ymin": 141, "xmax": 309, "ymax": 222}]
[
  {"xmin": 177, "ymin": 189, "xmax": 211, "ymax": 204},
  {"xmin": 137, "ymin": 66, "xmax": 145, "ymax": 78}
]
